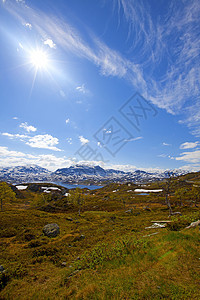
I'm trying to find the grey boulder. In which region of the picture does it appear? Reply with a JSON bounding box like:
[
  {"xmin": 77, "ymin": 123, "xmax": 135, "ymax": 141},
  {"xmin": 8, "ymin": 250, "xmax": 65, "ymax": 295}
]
[{"xmin": 43, "ymin": 223, "xmax": 60, "ymax": 238}]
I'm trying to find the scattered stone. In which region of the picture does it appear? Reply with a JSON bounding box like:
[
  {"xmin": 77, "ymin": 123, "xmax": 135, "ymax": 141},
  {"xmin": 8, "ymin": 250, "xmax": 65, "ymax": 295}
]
[
  {"xmin": 61, "ymin": 262, "xmax": 67, "ymax": 267},
  {"xmin": 133, "ymin": 212, "xmax": 140, "ymax": 216},
  {"xmin": 73, "ymin": 234, "xmax": 85, "ymax": 242},
  {"xmin": 66, "ymin": 217, "xmax": 73, "ymax": 221},
  {"xmin": 143, "ymin": 206, "xmax": 151, "ymax": 211},
  {"xmin": 43, "ymin": 223, "xmax": 60, "ymax": 238},
  {"xmin": 125, "ymin": 209, "xmax": 133, "ymax": 213},
  {"xmin": 0, "ymin": 265, "xmax": 4, "ymax": 272},
  {"xmin": 67, "ymin": 270, "xmax": 80, "ymax": 279}
]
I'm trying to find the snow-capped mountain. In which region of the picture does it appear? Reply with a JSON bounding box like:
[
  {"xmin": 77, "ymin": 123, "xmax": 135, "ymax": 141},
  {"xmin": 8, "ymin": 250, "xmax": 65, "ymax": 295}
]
[
  {"xmin": 0, "ymin": 164, "xmax": 189, "ymax": 184},
  {"xmin": 52, "ymin": 165, "xmax": 126, "ymax": 182},
  {"xmin": 0, "ymin": 165, "xmax": 51, "ymax": 183}
]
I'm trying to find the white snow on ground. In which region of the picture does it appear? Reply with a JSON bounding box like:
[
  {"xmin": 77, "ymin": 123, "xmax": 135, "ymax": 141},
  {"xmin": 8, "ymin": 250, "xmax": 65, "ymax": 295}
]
[
  {"xmin": 16, "ymin": 185, "xmax": 28, "ymax": 190},
  {"xmin": 134, "ymin": 189, "xmax": 163, "ymax": 193},
  {"xmin": 65, "ymin": 193, "xmax": 70, "ymax": 197},
  {"xmin": 127, "ymin": 190, "xmax": 132, "ymax": 192},
  {"xmin": 41, "ymin": 187, "xmax": 61, "ymax": 191}
]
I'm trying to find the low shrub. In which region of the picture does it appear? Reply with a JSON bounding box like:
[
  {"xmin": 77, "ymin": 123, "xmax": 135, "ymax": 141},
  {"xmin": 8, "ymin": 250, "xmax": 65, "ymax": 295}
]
[{"xmin": 167, "ymin": 212, "xmax": 200, "ymax": 231}]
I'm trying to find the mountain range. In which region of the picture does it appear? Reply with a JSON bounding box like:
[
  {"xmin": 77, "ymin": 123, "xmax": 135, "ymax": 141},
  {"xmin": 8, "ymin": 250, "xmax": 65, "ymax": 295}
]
[{"xmin": 0, "ymin": 164, "xmax": 189, "ymax": 184}]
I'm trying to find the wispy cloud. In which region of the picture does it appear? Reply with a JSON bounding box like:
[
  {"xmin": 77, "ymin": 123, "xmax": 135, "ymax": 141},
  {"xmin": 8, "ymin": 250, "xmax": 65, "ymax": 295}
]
[
  {"xmin": 125, "ymin": 136, "xmax": 143, "ymax": 142},
  {"xmin": 2, "ymin": 133, "xmax": 28, "ymax": 140},
  {"xmin": 175, "ymin": 150, "xmax": 200, "ymax": 163},
  {"xmin": 19, "ymin": 122, "xmax": 37, "ymax": 133},
  {"xmin": 76, "ymin": 84, "xmax": 89, "ymax": 94},
  {"xmin": 79, "ymin": 135, "xmax": 89, "ymax": 145},
  {"xmin": 113, "ymin": 0, "xmax": 200, "ymax": 131},
  {"xmin": 65, "ymin": 118, "xmax": 70, "ymax": 125},
  {"xmin": 180, "ymin": 141, "xmax": 199, "ymax": 149},
  {"xmin": 162, "ymin": 142, "xmax": 171, "ymax": 146}
]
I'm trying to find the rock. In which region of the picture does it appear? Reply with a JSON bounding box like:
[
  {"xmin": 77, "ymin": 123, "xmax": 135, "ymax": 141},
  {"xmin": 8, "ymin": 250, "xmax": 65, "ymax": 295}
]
[
  {"xmin": 43, "ymin": 223, "xmax": 60, "ymax": 238},
  {"xmin": 61, "ymin": 262, "xmax": 67, "ymax": 267},
  {"xmin": 66, "ymin": 217, "xmax": 73, "ymax": 221},
  {"xmin": 143, "ymin": 206, "xmax": 151, "ymax": 211},
  {"xmin": 73, "ymin": 234, "xmax": 85, "ymax": 242},
  {"xmin": 0, "ymin": 265, "xmax": 4, "ymax": 272},
  {"xmin": 125, "ymin": 209, "xmax": 133, "ymax": 213}
]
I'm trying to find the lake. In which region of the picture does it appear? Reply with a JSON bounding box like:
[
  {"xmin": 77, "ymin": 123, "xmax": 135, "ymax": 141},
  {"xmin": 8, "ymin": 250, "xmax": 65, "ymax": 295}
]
[{"xmin": 53, "ymin": 182, "xmax": 104, "ymax": 190}]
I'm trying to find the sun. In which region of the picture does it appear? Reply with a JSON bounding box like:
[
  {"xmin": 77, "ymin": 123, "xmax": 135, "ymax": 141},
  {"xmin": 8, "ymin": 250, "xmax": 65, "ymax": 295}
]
[{"xmin": 30, "ymin": 49, "xmax": 48, "ymax": 69}]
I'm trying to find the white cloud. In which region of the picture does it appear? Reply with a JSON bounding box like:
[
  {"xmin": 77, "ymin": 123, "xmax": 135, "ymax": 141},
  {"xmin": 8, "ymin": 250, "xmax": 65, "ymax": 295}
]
[
  {"xmin": 180, "ymin": 141, "xmax": 198, "ymax": 149},
  {"xmin": 13, "ymin": 116, "xmax": 18, "ymax": 120},
  {"xmin": 158, "ymin": 154, "xmax": 171, "ymax": 158},
  {"xmin": 125, "ymin": 137, "xmax": 143, "ymax": 142},
  {"xmin": 2, "ymin": 132, "xmax": 61, "ymax": 151},
  {"xmin": 65, "ymin": 118, "xmax": 70, "ymax": 124},
  {"xmin": 19, "ymin": 122, "xmax": 37, "ymax": 133},
  {"xmin": 66, "ymin": 137, "xmax": 72, "ymax": 144},
  {"xmin": 175, "ymin": 150, "xmax": 200, "ymax": 163},
  {"xmin": 0, "ymin": 146, "xmax": 27, "ymax": 158},
  {"xmin": 44, "ymin": 38, "xmax": 56, "ymax": 49},
  {"xmin": 79, "ymin": 136, "xmax": 89, "ymax": 145},
  {"xmin": 0, "ymin": 146, "xmax": 186, "ymax": 173},
  {"xmin": 76, "ymin": 84, "xmax": 88, "ymax": 94},
  {"xmin": 0, "ymin": 147, "xmax": 73, "ymax": 171},
  {"xmin": 60, "ymin": 90, "xmax": 65, "ymax": 98},
  {"xmin": 24, "ymin": 22, "xmax": 32, "ymax": 29},
  {"xmin": 178, "ymin": 164, "xmax": 200, "ymax": 172},
  {"xmin": 26, "ymin": 134, "xmax": 61, "ymax": 151},
  {"xmin": 2, "ymin": 133, "xmax": 28, "ymax": 140},
  {"xmin": 162, "ymin": 142, "xmax": 171, "ymax": 146}
]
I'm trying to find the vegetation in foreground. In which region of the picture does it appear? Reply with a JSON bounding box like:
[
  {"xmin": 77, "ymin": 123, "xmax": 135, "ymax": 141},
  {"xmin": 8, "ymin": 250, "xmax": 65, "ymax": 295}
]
[{"xmin": 0, "ymin": 174, "xmax": 200, "ymax": 299}]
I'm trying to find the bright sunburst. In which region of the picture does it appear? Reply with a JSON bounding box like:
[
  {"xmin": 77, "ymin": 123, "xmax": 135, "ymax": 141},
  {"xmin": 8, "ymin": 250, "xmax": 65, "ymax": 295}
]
[{"xmin": 30, "ymin": 49, "xmax": 48, "ymax": 69}]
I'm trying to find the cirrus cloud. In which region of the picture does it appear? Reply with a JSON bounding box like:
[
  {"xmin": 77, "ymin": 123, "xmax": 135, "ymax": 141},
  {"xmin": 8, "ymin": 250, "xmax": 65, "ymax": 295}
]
[{"xmin": 180, "ymin": 141, "xmax": 199, "ymax": 149}]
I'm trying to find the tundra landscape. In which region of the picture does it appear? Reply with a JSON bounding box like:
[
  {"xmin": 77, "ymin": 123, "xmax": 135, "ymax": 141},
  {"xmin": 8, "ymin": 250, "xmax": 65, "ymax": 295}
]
[{"xmin": 0, "ymin": 168, "xmax": 200, "ymax": 299}]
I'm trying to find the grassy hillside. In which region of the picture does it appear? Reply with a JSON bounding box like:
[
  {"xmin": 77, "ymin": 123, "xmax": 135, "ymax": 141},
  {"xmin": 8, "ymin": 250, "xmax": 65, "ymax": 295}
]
[{"xmin": 0, "ymin": 180, "xmax": 200, "ymax": 299}]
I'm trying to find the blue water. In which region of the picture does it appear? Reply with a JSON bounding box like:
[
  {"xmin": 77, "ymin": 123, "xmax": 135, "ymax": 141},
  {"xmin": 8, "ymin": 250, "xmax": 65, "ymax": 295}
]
[
  {"xmin": 53, "ymin": 182, "xmax": 104, "ymax": 190},
  {"xmin": 137, "ymin": 193, "xmax": 149, "ymax": 195}
]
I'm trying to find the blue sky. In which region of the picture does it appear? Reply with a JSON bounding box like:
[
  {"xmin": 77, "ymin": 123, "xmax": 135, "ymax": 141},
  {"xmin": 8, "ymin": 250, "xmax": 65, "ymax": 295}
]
[{"xmin": 0, "ymin": 0, "xmax": 200, "ymax": 172}]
